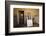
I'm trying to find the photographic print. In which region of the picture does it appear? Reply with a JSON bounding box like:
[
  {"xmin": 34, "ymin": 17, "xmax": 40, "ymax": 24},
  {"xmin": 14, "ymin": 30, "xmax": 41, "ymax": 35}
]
[
  {"xmin": 13, "ymin": 8, "xmax": 39, "ymax": 27},
  {"xmin": 5, "ymin": 1, "xmax": 45, "ymax": 35}
]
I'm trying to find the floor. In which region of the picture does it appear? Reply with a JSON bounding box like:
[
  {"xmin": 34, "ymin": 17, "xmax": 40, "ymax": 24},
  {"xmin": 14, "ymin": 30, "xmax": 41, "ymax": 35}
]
[{"xmin": 14, "ymin": 16, "xmax": 39, "ymax": 28}]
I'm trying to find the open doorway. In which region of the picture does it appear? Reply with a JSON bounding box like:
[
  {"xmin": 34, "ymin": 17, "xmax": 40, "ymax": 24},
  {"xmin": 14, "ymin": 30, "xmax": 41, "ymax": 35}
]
[{"xmin": 19, "ymin": 11, "xmax": 24, "ymax": 26}]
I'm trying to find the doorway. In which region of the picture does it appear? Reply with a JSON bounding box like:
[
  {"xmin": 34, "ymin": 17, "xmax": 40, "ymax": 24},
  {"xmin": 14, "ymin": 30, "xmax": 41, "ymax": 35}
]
[{"xmin": 19, "ymin": 11, "xmax": 24, "ymax": 26}]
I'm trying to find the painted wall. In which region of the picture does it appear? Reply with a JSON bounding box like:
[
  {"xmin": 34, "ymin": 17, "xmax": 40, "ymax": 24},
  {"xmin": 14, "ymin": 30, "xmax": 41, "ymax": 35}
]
[{"xmin": 14, "ymin": 8, "xmax": 39, "ymax": 24}]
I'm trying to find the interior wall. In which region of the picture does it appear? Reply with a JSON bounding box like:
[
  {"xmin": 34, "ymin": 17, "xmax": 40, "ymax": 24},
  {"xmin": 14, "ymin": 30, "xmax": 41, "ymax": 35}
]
[{"xmin": 14, "ymin": 8, "xmax": 39, "ymax": 24}]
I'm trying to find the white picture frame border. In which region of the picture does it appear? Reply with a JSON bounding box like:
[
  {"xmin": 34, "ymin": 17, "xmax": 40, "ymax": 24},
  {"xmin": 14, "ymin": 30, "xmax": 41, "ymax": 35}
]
[{"xmin": 9, "ymin": 5, "xmax": 43, "ymax": 33}]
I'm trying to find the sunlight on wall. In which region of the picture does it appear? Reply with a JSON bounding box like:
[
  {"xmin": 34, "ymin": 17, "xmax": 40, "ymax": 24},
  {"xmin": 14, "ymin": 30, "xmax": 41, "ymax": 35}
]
[{"xmin": 14, "ymin": 8, "xmax": 39, "ymax": 17}]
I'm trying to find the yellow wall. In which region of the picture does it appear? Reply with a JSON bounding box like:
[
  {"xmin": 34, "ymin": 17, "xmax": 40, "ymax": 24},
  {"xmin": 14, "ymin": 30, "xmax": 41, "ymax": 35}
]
[{"xmin": 14, "ymin": 8, "xmax": 39, "ymax": 17}]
